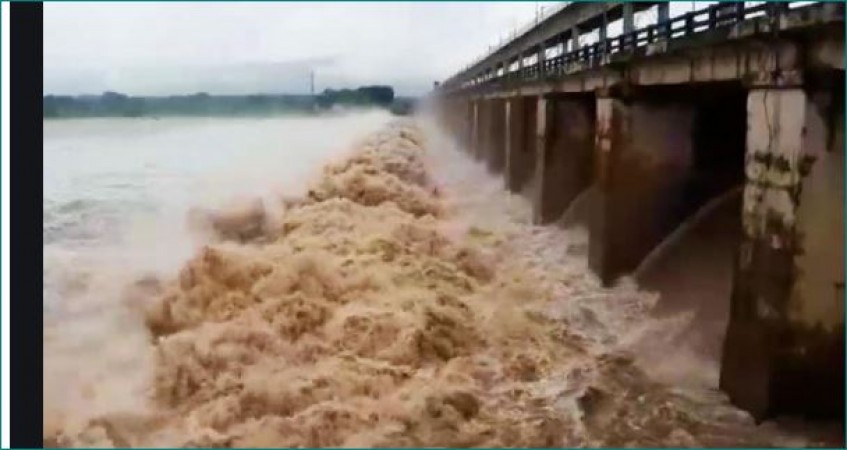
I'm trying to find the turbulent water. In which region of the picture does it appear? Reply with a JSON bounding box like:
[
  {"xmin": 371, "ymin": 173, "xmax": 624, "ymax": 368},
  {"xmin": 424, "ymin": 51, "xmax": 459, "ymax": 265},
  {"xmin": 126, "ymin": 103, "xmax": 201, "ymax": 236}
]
[
  {"xmin": 44, "ymin": 113, "xmax": 839, "ymax": 447},
  {"xmin": 43, "ymin": 112, "xmax": 393, "ymax": 439}
]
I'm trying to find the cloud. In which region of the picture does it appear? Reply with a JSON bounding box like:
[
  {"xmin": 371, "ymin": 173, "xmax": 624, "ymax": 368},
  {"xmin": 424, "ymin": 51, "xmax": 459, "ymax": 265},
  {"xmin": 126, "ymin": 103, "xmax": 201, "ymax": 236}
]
[{"xmin": 44, "ymin": 2, "xmax": 556, "ymax": 96}]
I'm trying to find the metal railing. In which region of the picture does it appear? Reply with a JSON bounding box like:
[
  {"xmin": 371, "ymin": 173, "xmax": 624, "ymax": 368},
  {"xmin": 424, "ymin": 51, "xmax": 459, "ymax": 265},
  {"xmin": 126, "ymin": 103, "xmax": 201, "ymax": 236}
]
[
  {"xmin": 443, "ymin": 1, "xmax": 837, "ymax": 94},
  {"xmin": 453, "ymin": 2, "xmax": 572, "ymax": 81}
]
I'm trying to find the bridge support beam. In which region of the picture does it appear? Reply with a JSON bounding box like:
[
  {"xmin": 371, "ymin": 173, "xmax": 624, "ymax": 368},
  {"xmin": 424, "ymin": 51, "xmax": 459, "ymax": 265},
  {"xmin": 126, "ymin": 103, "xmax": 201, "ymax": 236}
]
[
  {"xmin": 533, "ymin": 95, "xmax": 595, "ymax": 225},
  {"xmin": 460, "ymin": 99, "xmax": 473, "ymax": 150},
  {"xmin": 505, "ymin": 96, "xmax": 537, "ymax": 195},
  {"xmin": 470, "ymin": 100, "xmax": 487, "ymax": 159},
  {"xmin": 589, "ymin": 95, "xmax": 696, "ymax": 285},
  {"xmin": 657, "ymin": 2, "xmax": 670, "ymax": 37},
  {"xmin": 478, "ymin": 99, "xmax": 495, "ymax": 162},
  {"xmin": 720, "ymin": 86, "xmax": 845, "ymax": 420},
  {"xmin": 487, "ymin": 99, "xmax": 507, "ymax": 173},
  {"xmin": 532, "ymin": 97, "xmax": 548, "ymax": 224},
  {"xmin": 623, "ymin": 3, "xmax": 634, "ymax": 35},
  {"xmin": 470, "ymin": 100, "xmax": 482, "ymax": 159}
]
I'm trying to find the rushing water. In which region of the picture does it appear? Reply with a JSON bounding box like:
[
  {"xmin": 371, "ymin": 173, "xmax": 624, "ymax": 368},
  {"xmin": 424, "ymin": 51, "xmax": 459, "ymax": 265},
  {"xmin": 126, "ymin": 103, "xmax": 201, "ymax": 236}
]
[
  {"xmin": 44, "ymin": 113, "xmax": 392, "ymax": 310},
  {"xmin": 43, "ymin": 112, "xmax": 392, "ymax": 430},
  {"xmin": 43, "ymin": 112, "xmax": 841, "ymax": 447}
]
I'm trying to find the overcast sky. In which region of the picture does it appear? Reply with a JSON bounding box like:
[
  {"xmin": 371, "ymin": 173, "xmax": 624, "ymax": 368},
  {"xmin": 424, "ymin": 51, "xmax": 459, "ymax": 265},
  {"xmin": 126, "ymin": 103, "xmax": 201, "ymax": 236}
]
[{"xmin": 44, "ymin": 2, "xmax": 564, "ymax": 96}]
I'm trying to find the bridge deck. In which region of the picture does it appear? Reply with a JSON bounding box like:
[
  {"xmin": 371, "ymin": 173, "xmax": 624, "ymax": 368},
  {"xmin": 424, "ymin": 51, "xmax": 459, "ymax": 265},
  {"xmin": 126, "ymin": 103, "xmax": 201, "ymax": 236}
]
[{"xmin": 441, "ymin": 1, "xmax": 844, "ymax": 97}]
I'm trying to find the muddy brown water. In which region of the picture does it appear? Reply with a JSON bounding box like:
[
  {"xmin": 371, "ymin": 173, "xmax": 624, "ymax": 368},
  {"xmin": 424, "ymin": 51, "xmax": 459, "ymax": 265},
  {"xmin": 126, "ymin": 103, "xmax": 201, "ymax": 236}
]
[{"xmin": 43, "ymin": 116, "xmax": 843, "ymax": 447}]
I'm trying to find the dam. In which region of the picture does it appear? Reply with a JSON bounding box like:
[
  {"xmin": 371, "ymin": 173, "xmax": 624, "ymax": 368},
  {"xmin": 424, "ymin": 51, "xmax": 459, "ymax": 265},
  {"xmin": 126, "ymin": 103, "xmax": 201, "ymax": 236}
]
[
  {"xmin": 433, "ymin": 1, "xmax": 845, "ymax": 422},
  {"xmin": 37, "ymin": 2, "xmax": 846, "ymax": 447}
]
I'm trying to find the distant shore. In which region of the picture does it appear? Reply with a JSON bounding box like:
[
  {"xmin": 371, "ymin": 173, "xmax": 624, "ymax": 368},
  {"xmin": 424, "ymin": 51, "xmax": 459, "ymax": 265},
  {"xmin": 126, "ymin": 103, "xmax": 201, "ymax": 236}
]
[
  {"xmin": 44, "ymin": 86, "xmax": 417, "ymax": 119},
  {"xmin": 42, "ymin": 106, "xmax": 413, "ymax": 121}
]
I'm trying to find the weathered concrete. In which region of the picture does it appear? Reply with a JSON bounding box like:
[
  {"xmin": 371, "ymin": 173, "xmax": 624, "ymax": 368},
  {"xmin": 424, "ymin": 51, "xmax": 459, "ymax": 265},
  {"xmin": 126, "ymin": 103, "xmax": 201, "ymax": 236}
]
[
  {"xmin": 532, "ymin": 97, "xmax": 548, "ymax": 224},
  {"xmin": 436, "ymin": 83, "xmax": 844, "ymax": 422},
  {"xmin": 533, "ymin": 95, "xmax": 595, "ymax": 225},
  {"xmin": 720, "ymin": 86, "xmax": 845, "ymax": 420},
  {"xmin": 443, "ymin": 2, "xmax": 843, "ymax": 95},
  {"xmin": 467, "ymin": 100, "xmax": 476, "ymax": 150},
  {"xmin": 453, "ymin": 99, "xmax": 472, "ymax": 150},
  {"xmin": 475, "ymin": 100, "xmax": 491, "ymax": 161},
  {"xmin": 443, "ymin": 2, "xmax": 638, "ymax": 88},
  {"xmin": 435, "ymin": 1, "xmax": 844, "ymax": 422},
  {"xmin": 505, "ymin": 96, "xmax": 537, "ymax": 195},
  {"xmin": 486, "ymin": 99, "xmax": 507, "ymax": 174},
  {"xmin": 468, "ymin": 28, "xmax": 839, "ymax": 101},
  {"xmin": 470, "ymin": 100, "xmax": 480, "ymax": 158},
  {"xmin": 468, "ymin": 31, "xmax": 840, "ymax": 99},
  {"xmin": 589, "ymin": 96, "xmax": 696, "ymax": 285},
  {"xmin": 795, "ymin": 90, "xmax": 845, "ymax": 331}
]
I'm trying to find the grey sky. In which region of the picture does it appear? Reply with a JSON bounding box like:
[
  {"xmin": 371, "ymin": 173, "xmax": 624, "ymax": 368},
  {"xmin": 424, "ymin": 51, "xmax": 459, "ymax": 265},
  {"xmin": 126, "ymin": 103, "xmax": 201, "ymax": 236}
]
[{"xmin": 44, "ymin": 2, "xmax": 561, "ymax": 96}]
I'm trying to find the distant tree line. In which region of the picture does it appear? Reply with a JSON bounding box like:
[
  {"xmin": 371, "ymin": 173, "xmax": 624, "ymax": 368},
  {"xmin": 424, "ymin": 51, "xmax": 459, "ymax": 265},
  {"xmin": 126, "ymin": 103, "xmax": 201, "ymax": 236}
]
[
  {"xmin": 43, "ymin": 85, "xmax": 416, "ymax": 118},
  {"xmin": 315, "ymin": 85, "xmax": 394, "ymax": 109}
]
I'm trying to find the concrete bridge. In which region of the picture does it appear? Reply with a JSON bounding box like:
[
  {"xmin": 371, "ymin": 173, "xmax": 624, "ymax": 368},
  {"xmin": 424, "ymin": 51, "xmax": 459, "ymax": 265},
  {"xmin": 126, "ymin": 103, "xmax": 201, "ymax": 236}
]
[{"xmin": 433, "ymin": 1, "xmax": 844, "ymax": 422}]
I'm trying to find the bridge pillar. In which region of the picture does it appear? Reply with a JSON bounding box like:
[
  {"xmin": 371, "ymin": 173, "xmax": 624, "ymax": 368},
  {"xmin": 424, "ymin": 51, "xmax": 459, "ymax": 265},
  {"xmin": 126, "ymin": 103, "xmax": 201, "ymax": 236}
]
[
  {"xmin": 470, "ymin": 100, "xmax": 481, "ymax": 159},
  {"xmin": 487, "ymin": 99, "xmax": 507, "ymax": 174},
  {"xmin": 720, "ymin": 86, "xmax": 845, "ymax": 420},
  {"xmin": 448, "ymin": 98, "xmax": 470, "ymax": 150},
  {"xmin": 623, "ymin": 3, "xmax": 634, "ymax": 35},
  {"xmin": 533, "ymin": 95, "xmax": 595, "ymax": 225},
  {"xmin": 477, "ymin": 99, "xmax": 493, "ymax": 162},
  {"xmin": 462, "ymin": 99, "xmax": 473, "ymax": 151},
  {"xmin": 453, "ymin": 99, "xmax": 466, "ymax": 145},
  {"xmin": 588, "ymin": 94, "xmax": 696, "ymax": 285},
  {"xmin": 657, "ymin": 2, "xmax": 670, "ymax": 37},
  {"xmin": 505, "ymin": 96, "xmax": 537, "ymax": 195},
  {"xmin": 504, "ymin": 100, "xmax": 515, "ymax": 186},
  {"xmin": 532, "ymin": 97, "xmax": 548, "ymax": 224}
]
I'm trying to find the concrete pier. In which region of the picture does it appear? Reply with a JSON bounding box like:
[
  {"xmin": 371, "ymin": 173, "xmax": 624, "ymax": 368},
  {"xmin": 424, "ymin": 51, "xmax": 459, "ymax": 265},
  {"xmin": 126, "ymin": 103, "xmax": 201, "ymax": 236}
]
[
  {"xmin": 504, "ymin": 96, "xmax": 537, "ymax": 195},
  {"xmin": 471, "ymin": 101, "xmax": 480, "ymax": 158},
  {"xmin": 434, "ymin": 1, "xmax": 844, "ymax": 421},
  {"xmin": 589, "ymin": 95, "xmax": 696, "ymax": 285},
  {"xmin": 533, "ymin": 95, "xmax": 595, "ymax": 225},
  {"xmin": 720, "ymin": 85, "xmax": 845, "ymax": 419},
  {"xmin": 531, "ymin": 97, "xmax": 548, "ymax": 225},
  {"xmin": 476, "ymin": 100, "xmax": 491, "ymax": 161},
  {"xmin": 486, "ymin": 99, "xmax": 506, "ymax": 174}
]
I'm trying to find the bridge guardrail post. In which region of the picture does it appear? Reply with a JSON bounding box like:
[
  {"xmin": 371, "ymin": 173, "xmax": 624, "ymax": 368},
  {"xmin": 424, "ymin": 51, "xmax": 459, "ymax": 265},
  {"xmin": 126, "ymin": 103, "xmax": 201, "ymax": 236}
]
[
  {"xmin": 735, "ymin": 2, "xmax": 745, "ymax": 22},
  {"xmin": 708, "ymin": 5, "xmax": 717, "ymax": 30},
  {"xmin": 685, "ymin": 12, "xmax": 695, "ymax": 36},
  {"xmin": 657, "ymin": 2, "xmax": 670, "ymax": 39}
]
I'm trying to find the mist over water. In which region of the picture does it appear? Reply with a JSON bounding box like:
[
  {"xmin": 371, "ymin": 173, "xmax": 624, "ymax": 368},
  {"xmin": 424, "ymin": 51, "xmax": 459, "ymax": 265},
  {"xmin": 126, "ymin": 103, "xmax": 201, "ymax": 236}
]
[
  {"xmin": 43, "ymin": 112, "xmax": 392, "ymax": 431},
  {"xmin": 44, "ymin": 112, "xmax": 392, "ymax": 305}
]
